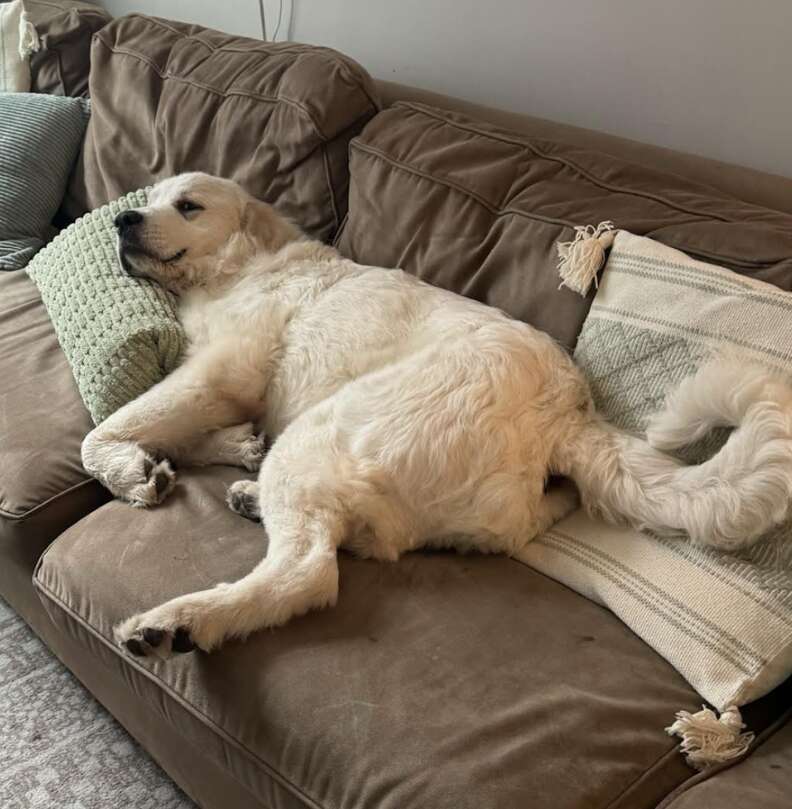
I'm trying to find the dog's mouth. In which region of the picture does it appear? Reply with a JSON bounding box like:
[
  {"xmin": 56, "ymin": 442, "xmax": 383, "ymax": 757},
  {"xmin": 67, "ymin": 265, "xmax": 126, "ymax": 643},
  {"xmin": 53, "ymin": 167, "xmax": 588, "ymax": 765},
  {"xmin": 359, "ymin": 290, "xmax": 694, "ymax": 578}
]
[{"xmin": 119, "ymin": 241, "xmax": 187, "ymax": 276}]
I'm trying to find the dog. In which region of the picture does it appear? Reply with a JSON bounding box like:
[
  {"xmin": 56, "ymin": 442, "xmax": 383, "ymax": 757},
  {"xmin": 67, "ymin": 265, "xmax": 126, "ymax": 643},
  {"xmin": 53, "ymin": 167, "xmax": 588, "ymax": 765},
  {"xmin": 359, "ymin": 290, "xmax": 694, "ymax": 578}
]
[{"xmin": 81, "ymin": 172, "xmax": 792, "ymax": 659}]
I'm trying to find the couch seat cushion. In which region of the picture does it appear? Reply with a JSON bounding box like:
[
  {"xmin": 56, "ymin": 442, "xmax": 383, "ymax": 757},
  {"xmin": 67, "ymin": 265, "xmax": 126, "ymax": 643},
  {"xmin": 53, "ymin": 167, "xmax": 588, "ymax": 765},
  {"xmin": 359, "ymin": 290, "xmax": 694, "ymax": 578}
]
[
  {"xmin": 35, "ymin": 466, "xmax": 703, "ymax": 809},
  {"xmin": 0, "ymin": 270, "xmax": 107, "ymax": 622}
]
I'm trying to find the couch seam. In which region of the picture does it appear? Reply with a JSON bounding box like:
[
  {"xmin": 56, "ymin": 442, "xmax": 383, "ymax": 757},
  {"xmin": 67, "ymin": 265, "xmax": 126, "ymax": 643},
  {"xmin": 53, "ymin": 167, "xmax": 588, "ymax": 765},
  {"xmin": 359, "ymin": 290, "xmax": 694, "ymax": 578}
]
[
  {"xmin": 92, "ymin": 39, "xmax": 334, "ymax": 142},
  {"xmin": 602, "ymin": 744, "xmax": 684, "ymax": 809},
  {"xmin": 0, "ymin": 476, "xmax": 98, "ymax": 521},
  {"xmin": 172, "ymin": 37, "xmax": 381, "ymax": 113},
  {"xmin": 33, "ymin": 574, "xmax": 326, "ymax": 809},
  {"xmin": 391, "ymin": 102, "xmax": 792, "ymax": 234},
  {"xmin": 332, "ymin": 213, "xmax": 349, "ymax": 248},
  {"xmin": 351, "ymin": 140, "xmax": 788, "ymax": 270},
  {"xmin": 351, "ymin": 140, "xmax": 589, "ymax": 232},
  {"xmin": 321, "ymin": 143, "xmax": 341, "ymax": 233},
  {"xmin": 96, "ymin": 18, "xmax": 380, "ymax": 123},
  {"xmin": 25, "ymin": 0, "xmax": 108, "ymax": 20}
]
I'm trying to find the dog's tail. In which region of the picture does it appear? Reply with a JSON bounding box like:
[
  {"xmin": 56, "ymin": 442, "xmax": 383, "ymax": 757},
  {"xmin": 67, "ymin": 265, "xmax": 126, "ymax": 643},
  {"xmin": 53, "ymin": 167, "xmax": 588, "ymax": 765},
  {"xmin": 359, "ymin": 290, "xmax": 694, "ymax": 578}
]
[{"xmin": 553, "ymin": 360, "xmax": 792, "ymax": 551}]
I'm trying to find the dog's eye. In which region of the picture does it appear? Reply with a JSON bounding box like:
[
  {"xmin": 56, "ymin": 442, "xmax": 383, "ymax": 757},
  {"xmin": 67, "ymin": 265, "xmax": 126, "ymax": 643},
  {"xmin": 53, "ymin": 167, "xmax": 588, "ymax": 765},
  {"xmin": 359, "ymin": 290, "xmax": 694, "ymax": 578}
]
[{"xmin": 175, "ymin": 199, "xmax": 203, "ymax": 216}]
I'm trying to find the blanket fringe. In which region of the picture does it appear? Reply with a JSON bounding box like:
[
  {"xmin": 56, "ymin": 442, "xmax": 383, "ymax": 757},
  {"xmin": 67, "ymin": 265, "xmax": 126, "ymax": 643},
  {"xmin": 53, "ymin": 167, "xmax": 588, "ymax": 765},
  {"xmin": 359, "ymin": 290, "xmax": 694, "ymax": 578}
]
[
  {"xmin": 556, "ymin": 220, "xmax": 616, "ymax": 296},
  {"xmin": 19, "ymin": 9, "xmax": 40, "ymax": 59},
  {"xmin": 666, "ymin": 704, "xmax": 754, "ymax": 771}
]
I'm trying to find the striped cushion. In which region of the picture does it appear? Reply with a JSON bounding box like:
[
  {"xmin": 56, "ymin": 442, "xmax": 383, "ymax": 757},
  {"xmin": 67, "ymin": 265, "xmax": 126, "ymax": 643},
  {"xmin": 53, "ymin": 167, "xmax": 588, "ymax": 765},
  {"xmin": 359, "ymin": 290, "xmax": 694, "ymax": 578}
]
[
  {"xmin": 519, "ymin": 231, "xmax": 792, "ymax": 709},
  {"xmin": 0, "ymin": 92, "xmax": 89, "ymax": 270}
]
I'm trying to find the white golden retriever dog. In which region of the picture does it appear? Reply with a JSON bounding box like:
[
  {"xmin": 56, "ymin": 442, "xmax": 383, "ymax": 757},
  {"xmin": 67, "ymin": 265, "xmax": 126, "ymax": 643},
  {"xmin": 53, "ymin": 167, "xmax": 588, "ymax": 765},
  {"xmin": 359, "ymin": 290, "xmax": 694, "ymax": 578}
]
[{"xmin": 81, "ymin": 173, "xmax": 792, "ymax": 659}]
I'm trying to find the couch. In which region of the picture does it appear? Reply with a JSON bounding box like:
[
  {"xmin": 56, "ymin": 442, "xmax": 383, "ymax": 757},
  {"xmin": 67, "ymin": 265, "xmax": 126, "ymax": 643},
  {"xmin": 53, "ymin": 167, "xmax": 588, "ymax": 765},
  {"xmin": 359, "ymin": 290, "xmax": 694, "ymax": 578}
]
[{"xmin": 2, "ymin": 9, "xmax": 791, "ymax": 809}]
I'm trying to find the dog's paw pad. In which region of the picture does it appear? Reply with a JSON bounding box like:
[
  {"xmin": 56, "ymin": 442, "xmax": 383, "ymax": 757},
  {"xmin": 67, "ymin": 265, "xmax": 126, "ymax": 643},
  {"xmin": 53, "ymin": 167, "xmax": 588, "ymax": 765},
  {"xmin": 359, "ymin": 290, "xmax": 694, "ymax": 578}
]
[
  {"xmin": 171, "ymin": 627, "xmax": 196, "ymax": 653},
  {"xmin": 142, "ymin": 627, "xmax": 165, "ymax": 647},
  {"xmin": 125, "ymin": 638, "xmax": 147, "ymax": 657},
  {"xmin": 128, "ymin": 456, "xmax": 176, "ymax": 508},
  {"xmin": 116, "ymin": 620, "xmax": 199, "ymax": 660},
  {"xmin": 226, "ymin": 480, "xmax": 261, "ymax": 521}
]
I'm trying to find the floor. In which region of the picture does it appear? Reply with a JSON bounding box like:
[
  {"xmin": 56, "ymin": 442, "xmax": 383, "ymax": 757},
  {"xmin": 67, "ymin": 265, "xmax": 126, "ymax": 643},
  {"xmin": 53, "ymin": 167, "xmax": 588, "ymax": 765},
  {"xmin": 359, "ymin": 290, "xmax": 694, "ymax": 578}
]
[{"xmin": 0, "ymin": 597, "xmax": 195, "ymax": 809}]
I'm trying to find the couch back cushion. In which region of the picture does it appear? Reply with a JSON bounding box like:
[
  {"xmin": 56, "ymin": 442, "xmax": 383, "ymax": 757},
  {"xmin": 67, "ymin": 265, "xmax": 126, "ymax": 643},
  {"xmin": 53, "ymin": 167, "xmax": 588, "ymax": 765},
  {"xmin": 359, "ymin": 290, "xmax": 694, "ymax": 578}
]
[
  {"xmin": 66, "ymin": 14, "xmax": 379, "ymax": 242},
  {"xmin": 336, "ymin": 102, "xmax": 792, "ymax": 349},
  {"xmin": 25, "ymin": 0, "xmax": 110, "ymax": 97}
]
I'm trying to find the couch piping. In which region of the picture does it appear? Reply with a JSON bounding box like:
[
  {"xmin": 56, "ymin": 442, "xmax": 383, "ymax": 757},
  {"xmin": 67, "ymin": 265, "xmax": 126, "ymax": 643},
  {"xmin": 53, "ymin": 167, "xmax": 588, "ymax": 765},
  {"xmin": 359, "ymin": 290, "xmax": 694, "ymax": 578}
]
[
  {"xmin": 321, "ymin": 143, "xmax": 340, "ymax": 233},
  {"xmin": 0, "ymin": 476, "xmax": 98, "ymax": 521},
  {"xmin": 33, "ymin": 573, "xmax": 327, "ymax": 809},
  {"xmin": 352, "ymin": 139, "xmax": 578, "ymax": 230},
  {"xmin": 604, "ymin": 744, "xmax": 684, "ymax": 809},
  {"xmin": 98, "ymin": 15, "xmax": 380, "ymax": 116},
  {"xmin": 392, "ymin": 102, "xmax": 792, "ymax": 235},
  {"xmin": 91, "ymin": 39, "xmax": 334, "ymax": 142},
  {"xmin": 26, "ymin": 0, "xmax": 108, "ymax": 17},
  {"xmin": 350, "ymin": 140, "xmax": 787, "ymax": 271}
]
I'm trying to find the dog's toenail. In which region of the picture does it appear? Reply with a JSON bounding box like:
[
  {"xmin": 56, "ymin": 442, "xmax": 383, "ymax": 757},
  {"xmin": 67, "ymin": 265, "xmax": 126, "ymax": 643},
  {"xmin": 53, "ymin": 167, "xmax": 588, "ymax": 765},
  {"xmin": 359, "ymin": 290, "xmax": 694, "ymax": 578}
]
[
  {"xmin": 154, "ymin": 471, "xmax": 170, "ymax": 496},
  {"xmin": 126, "ymin": 638, "xmax": 146, "ymax": 656},
  {"xmin": 143, "ymin": 628, "xmax": 164, "ymax": 647},
  {"xmin": 172, "ymin": 627, "xmax": 196, "ymax": 653}
]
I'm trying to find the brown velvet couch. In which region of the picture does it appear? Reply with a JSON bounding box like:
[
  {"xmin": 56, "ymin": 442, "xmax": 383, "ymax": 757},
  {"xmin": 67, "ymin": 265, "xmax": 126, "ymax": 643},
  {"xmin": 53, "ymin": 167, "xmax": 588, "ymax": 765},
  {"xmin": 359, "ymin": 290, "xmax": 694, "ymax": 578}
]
[{"xmin": 2, "ymin": 10, "xmax": 791, "ymax": 809}]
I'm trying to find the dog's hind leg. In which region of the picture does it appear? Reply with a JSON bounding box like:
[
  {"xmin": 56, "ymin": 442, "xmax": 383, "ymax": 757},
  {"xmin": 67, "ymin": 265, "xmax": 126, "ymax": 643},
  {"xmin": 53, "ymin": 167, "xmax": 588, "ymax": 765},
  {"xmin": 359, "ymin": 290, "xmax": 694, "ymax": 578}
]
[
  {"xmin": 114, "ymin": 495, "xmax": 344, "ymax": 658},
  {"xmin": 114, "ymin": 419, "xmax": 351, "ymax": 658}
]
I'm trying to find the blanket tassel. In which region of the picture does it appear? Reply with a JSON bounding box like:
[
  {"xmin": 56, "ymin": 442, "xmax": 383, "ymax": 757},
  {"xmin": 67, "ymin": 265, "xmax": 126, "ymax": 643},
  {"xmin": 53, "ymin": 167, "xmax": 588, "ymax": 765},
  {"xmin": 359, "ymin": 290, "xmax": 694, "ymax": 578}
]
[
  {"xmin": 666, "ymin": 704, "xmax": 754, "ymax": 771},
  {"xmin": 556, "ymin": 220, "xmax": 616, "ymax": 296},
  {"xmin": 19, "ymin": 9, "xmax": 40, "ymax": 59}
]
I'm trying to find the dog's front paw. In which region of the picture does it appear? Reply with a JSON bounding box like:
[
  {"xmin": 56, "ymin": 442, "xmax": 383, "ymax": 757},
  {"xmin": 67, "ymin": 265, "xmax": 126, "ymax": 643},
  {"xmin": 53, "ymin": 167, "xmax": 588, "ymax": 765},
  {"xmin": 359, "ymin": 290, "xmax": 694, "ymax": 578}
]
[{"xmin": 126, "ymin": 453, "xmax": 177, "ymax": 508}]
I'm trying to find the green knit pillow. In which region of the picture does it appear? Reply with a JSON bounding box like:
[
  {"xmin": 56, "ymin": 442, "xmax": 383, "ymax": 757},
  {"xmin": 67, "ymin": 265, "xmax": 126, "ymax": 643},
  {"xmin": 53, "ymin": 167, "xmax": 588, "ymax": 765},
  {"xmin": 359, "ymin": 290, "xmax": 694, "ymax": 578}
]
[{"xmin": 26, "ymin": 189, "xmax": 186, "ymax": 424}]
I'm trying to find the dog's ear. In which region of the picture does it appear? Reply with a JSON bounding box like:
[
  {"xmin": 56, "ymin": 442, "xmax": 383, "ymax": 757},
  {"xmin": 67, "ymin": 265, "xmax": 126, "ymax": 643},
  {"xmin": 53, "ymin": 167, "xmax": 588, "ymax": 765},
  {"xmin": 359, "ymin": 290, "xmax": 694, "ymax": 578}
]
[{"xmin": 241, "ymin": 198, "xmax": 298, "ymax": 252}]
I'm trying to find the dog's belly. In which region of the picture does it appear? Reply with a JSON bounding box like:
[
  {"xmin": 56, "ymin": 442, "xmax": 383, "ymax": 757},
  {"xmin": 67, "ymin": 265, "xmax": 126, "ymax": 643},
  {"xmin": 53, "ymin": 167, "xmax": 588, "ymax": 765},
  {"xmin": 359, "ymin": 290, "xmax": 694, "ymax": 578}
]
[{"xmin": 259, "ymin": 267, "xmax": 503, "ymax": 437}]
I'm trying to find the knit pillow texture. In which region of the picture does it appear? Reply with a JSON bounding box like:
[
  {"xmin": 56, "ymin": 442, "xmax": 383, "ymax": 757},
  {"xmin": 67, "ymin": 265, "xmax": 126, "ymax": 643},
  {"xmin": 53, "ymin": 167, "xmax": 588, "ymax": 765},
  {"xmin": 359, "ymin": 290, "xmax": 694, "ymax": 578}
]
[
  {"xmin": 26, "ymin": 189, "xmax": 186, "ymax": 424},
  {"xmin": 519, "ymin": 231, "xmax": 792, "ymax": 710},
  {"xmin": 0, "ymin": 91, "xmax": 90, "ymax": 270}
]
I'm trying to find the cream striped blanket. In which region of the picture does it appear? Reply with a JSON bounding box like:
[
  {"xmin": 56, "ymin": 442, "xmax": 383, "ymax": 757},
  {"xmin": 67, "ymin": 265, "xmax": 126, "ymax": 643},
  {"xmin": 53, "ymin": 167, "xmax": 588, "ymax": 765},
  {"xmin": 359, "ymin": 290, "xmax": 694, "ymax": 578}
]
[{"xmin": 519, "ymin": 231, "xmax": 792, "ymax": 709}]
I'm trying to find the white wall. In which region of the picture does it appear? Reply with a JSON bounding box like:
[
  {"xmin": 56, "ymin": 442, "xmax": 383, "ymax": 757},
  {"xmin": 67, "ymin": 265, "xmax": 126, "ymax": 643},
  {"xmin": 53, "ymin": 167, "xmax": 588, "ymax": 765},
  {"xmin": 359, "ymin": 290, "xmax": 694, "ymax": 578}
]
[{"xmin": 100, "ymin": 0, "xmax": 792, "ymax": 178}]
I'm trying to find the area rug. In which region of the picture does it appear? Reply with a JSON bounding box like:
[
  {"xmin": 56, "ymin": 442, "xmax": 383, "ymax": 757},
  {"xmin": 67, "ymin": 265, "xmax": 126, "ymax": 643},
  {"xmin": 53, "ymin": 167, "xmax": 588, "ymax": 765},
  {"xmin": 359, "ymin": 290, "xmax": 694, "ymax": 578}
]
[{"xmin": 0, "ymin": 597, "xmax": 195, "ymax": 808}]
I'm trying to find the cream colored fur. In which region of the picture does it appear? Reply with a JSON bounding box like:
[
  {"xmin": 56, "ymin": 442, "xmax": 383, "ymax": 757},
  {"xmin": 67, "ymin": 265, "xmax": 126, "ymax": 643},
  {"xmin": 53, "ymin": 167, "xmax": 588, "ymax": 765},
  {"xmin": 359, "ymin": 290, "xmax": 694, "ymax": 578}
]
[{"xmin": 81, "ymin": 173, "xmax": 792, "ymax": 659}]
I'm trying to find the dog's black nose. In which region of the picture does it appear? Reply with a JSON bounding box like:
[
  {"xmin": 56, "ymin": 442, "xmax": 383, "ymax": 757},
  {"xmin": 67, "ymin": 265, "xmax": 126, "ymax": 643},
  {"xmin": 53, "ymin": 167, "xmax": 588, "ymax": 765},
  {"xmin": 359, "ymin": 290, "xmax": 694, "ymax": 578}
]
[{"xmin": 114, "ymin": 210, "xmax": 143, "ymax": 231}]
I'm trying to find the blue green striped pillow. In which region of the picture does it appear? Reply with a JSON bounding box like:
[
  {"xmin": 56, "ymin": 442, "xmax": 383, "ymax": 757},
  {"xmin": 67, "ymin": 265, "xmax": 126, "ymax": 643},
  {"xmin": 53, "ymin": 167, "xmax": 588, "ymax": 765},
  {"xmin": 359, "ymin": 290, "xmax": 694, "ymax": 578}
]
[{"xmin": 0, "ymin": 92, "xmax": 90, "ymax": 270}]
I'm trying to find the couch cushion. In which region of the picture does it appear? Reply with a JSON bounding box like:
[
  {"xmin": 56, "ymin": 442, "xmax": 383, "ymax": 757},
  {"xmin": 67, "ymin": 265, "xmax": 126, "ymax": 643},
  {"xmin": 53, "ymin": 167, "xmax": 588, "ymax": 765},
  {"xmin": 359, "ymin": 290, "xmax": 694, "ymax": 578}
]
[
  {"xmin": 0, "ymin": 270, "xmax": 107, "ymax": 624},
  {"xmin": 336, "ymin": 102, "xmax": 792, "ymax": 349},
  {"xmin": 65, "ymin": 14, "xmax": 379, "ymax": 243},
  {"xmin": 25, "ymin": 0, "xmax": 111, "ymax": 97},
  {"xmin": 35, "ymin": 466, "xmax": 705, "ymax": 809},
  {"xmin": 0, "ymin": 91, "xmax": 90, "ymax": 270}
]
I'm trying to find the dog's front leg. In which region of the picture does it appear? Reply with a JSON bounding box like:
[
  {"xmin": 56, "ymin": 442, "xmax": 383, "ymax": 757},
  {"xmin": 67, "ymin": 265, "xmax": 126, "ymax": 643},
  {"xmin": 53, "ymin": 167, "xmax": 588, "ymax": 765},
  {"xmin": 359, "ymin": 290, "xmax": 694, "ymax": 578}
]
[{"xmin": 82, "ymin": 352, "xmax": 258, "ymax": 507}]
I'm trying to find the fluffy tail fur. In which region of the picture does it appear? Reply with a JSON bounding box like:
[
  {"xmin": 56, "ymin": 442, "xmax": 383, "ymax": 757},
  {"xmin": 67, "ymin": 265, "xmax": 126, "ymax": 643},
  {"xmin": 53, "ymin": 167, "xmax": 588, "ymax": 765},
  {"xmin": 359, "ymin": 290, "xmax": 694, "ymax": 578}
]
[{"xmin": 555, "ymin": 360, "xmax": 792, "ymax": 551}]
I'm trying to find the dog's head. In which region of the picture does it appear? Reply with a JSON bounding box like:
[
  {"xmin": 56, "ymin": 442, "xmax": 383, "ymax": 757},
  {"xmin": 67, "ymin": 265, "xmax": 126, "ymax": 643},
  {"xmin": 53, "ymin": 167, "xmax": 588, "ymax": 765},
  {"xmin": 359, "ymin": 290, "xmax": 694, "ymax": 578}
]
[{"xmin": 115, "ymin": 172, "xmax": 299, "ymax": 293}]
